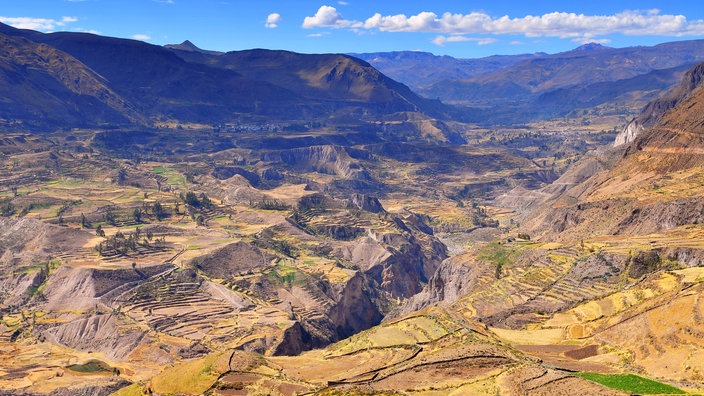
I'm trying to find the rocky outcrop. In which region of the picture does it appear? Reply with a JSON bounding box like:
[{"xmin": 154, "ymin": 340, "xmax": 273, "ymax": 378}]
[
  {"xmin": 615, "ymin": 61, "xmax": 704, "ymax": 147},
  {"xmin": 399, "ymin": 254, "xmax": 487, "ymax": 315},
  {"xmin": 219, "ymin": 174, "xmax": 271, "ymax": 205},
  {"xmin": 615, "ymin": 199, "xmax": 704, "ymax": 235},
  {"xmin": 188, "ymin": 241, "xmax": 272, "ymax": 279},
  {"xmin": 337, "ymin": 229, "xmax": 446, "ymax": 299},
  {"xmin": 40, "ymin": 313, "xmax": 145, "ymax": 361},
  {"xmin": 211, "ymin": 166, "xmax": 260, "ymax": 185},
  {"xmin": 338, "ymin": 236, "xmax": 392, "ymax": 270},
  {"xmin": 0, "ymin": 269, "xmax": 46, "ymax": 307},
  {"xmin": 347, "ymin": 194, "xmax": 385, "ymax": 213},
  {"xmin": 0, "ymin": 218, "xmax": 90, "ymax": 268},
  {"xmin": 662, "ymin": 247, "xmax": 704, "ymax": 267},
  {"xmin": 263, "ymin": 145, "xmax": 371, "ymax": 180},
  {"xmin": 613, "ymin": 118, "xmax": 644, "ymax": 146},
  {"xmin": 34, "ymin": 266, "xmax": 99, "ymax": 312},
  {"xmin": 271, "ymin": 321, "xmax": 313, "ymax": 356},
  {"xmin": 308, "ymin": 224, "xmax": 365, "ymax": 240},
  {"xmin": 327, "ymin": 272, "xmax": 383, "ymax": 339},
  {"xmin": 628, "ymin": 250, "xmax": 662, "ymax": 278}
]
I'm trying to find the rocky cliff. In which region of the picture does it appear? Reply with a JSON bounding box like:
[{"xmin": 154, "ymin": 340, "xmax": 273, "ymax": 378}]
[
  {"xmin": 516, "ymin": 61, "xmax": 704, "ymax": 242},
  {"xmin": 614, "ymin": 61, "xmax": 704, "ymax": 146}
]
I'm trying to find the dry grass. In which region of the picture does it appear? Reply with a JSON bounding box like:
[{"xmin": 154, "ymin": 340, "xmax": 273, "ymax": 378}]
[
  {"xmin": 490, "ymin": 327, "xmax": 565, "ymax": 345},
  {"xmin": 331, "ymin": 314, "xmax": 453, "ymax": 356},
  {"xmin": 112, "ymin": 383, "xmax": 146, "ymax": 396},
  {"xmin": 149, "ymin": 352, "xmax": 228, "ymax": 395}
]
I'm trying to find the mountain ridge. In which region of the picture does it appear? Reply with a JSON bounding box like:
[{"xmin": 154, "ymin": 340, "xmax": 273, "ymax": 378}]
[
  {"xmin": 516, "ymin": 61, "xmax": 704, "ymax": 242},
  {"xmin": 164, "ymin": 39, "xmax": 224, "ymax": 56},
  {"xmin": 0, "ymin": 22, "xmax": 450, "ymax": 134},
  {"xmin": 615, "ymin": 62, "xmax": 704, "ymax": 146},
  {"xmin": 0, "ymin": 32, "xmax": 139, "ymax": 129},
  {"xmin": 357, "ymin": 39, "xmax": 704, "ymax": 123}
]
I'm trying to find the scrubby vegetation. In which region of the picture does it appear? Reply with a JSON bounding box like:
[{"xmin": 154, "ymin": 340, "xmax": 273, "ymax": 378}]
[
  {"xmin": 95, "ymin": 227, "xmax": 166, "ymax": 256},
  {"xmin": 479, "ymin": 241, "xmax": 519, "ymax": 278}
]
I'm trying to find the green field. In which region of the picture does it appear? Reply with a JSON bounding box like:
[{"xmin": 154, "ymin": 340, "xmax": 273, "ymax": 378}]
[
  {"xmin": 575, "ymin": 373, "xmax": 685, "ymax": 394},
  {"xmin": 66, "ymin": 360, "xmax": 112, "ymax": 373}
]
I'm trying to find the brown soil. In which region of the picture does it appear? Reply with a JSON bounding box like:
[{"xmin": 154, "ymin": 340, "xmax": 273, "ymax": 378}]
[
  {"xmin": 371, "ymin": 357, "xmax": 511, "ymax": 390},
  {"xmin": 514, "ymin": 344, "xmax": 616, "ymax": 373},
  {"xmin": 564, "ymin": 344, "xmax": 599, "ymax": 360}
]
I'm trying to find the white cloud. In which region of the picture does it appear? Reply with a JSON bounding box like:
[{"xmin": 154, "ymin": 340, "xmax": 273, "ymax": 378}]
[
  {"xmin": 0, "ymin": 15, "xmax": 78, "ymax": 31},
  {"xmin": 302, "ymin": 5, "xmax": 361, "ymax": 29},
  {"xmin": 302, "ymin": 7, "xmax": 704, "ymax": 41},
  {"xmin": 153, "ymin": 0, "xmax": 174, "ymax": 4},
  {"xmin": 571, "ymin": 34, "xmax": 612, "ymax": 45},
  {"xmin": 307, "ymin": 32, "xmax": 330, "ymax": 38},
  {"xmin": 266, "ymin": 13, "xmax": 281, "ymax": 28},
  {"xmin": 131, "ymin": 34, "xmax": 151, "ymax": 41},
  {"xmin": 478, "ymin": 38, "xmax": 498, "ymax": 45},
  {"xmin": 338, "ymin": 1, "xmax": 349, "ymax": 5},
  {"xmin": 432, "ymin": 35, "xmax": 471, "ymax": 46},
  {"xmin": 432, "ymin": 35, "xmax": 498, "ymax": 47}
]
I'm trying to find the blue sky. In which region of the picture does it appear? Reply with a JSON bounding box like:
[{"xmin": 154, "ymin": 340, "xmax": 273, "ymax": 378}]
[{"xmin": 2, "ymin": 1, "xmax": 704, "ymax": 58}]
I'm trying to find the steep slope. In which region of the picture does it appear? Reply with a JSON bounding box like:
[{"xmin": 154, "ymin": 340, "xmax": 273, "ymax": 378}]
[
  {"xmin": 139, "ymin": 307, "xmax": 627, "ymax": 395},
  {"xmin": 524, "ymin": 61, "xmax": 704, "ymax": 241},
  {"xmin": 537, "ymin": 63, "xmax": 694, "ymax": 122},
  {"xmin": 0, "ymin": 33, "xmax": 138, "ymax": 129},
  {"xmin": 0, "ymin": 218, "xmax": 92, "ymax": 308},
  {"xmin": 167, "ymin": 47, "xmax": 451, "ymax": 120},
  {"xmin": 0, "ymin": 22, "xmax": 303, "ymax": 125},
  {"xmin": 163, "ymin": 39, "xmax": 224, "ymax": 56},
  {"xmin": 394, "ymin": 63, "xmax": 704, "ymax": 338},
  {"xmin": 499, "ymin": 63, "xmax": 704, "ymax": 218},
  {"xmin": 24, "ymin": 31, "xmax": 304, "ymax": 123},
  {"xmin": 389, "ymin": 63, "xmax": 704, "ymax": 392},
  {"xmin": 615, "ymin": 62, "xmax": 704, "ymax": 146},
  {"xmin": 0, "ymin": 22, "xmax": 451, "ymax": 130}
]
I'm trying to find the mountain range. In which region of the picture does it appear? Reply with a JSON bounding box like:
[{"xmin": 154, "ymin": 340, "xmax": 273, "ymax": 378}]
[
  {"xmin": 0, "ymin": 22, "xmax": 447, "ymax": 132},
  {"xmin": 357, "ymin": 41, "xmax": 704, "ymax": 122},
  {"xmin": 5, "ymin": 19, "xmax": 704, "ymax": 131}
]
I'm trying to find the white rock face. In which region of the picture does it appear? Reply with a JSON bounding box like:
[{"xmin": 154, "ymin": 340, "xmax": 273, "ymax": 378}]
[{"xmin": 614, "ymin": 119, "xmax": 644, "ymax": 147}]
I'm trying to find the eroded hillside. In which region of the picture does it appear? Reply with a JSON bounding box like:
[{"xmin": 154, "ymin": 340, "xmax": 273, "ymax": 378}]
[
  {"xmin": 395, "ymin": 61, "xmax": 704, "ymax": 394},
  {"xmin": 0, "ymin": 113, "xmax": 581, "ymax": 394}
]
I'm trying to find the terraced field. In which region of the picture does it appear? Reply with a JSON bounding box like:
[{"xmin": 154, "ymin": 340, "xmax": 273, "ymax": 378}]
[
  {"xmin": 0, "ymin": 132, "xmax": 464, "ymax": 394},
  {"xmin": 3, "ymin": 73, "xmax": 704, "ymax": 395}
]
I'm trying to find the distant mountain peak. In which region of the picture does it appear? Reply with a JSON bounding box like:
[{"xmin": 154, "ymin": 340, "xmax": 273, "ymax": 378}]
[
  {"xmin": 164, "ymin": 40, "xmax": 224, "ymax": 55},
  {"xmin": 573, "ymin": 42, "xmax": 610, "ymax": 51}
]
